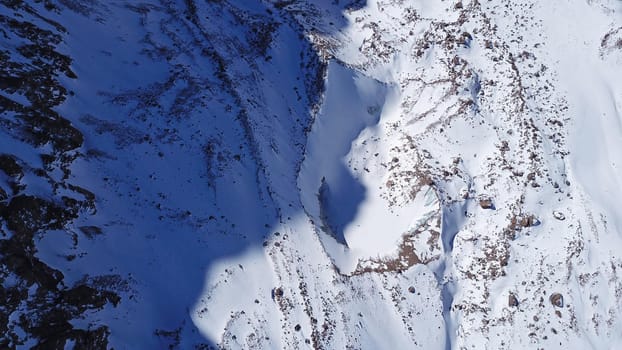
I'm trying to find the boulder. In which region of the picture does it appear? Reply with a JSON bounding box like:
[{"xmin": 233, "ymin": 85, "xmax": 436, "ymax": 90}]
[
  {"xmin": 549, "ymin": 293, "xmax": 563, "ymax": 307},
  {"xmin": 553, "ymin": 211, "xmax": 566, "ymax": 221},
  {"xmin": 508, "ymin": 293, "xmax": 519, "ymax": 307},
  {"xmin": 479, "ymin": 198, "xmax": 494, "ymax": 209},
  {"xmin": 519, "ymin": 215, "xmax": 539, "ymax": 227}
]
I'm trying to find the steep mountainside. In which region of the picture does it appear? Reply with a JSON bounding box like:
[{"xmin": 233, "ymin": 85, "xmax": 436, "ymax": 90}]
[{"xmin": 1, "ymin": 0, "xmax": 622, "ymax": 349}]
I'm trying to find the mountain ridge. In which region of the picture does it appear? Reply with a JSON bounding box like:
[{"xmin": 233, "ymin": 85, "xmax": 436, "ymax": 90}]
[{"xmin": 1, "ymin": 0, "xmax": 622, "ymax": 349}]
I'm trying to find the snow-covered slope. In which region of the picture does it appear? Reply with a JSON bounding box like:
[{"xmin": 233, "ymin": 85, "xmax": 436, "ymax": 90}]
[{"xmin": 1, "ymin": 0, "xmax": 622, "ymax": 349}]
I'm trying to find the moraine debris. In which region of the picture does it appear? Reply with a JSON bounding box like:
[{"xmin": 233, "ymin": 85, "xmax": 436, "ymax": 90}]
[{"xmin": 519, "ymin": 214, "xmax": 539, "ymax": 227}]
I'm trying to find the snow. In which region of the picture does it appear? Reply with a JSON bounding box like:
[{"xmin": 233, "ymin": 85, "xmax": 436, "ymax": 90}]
[
  {"xmin": 3, "ymin": 0, "xmax": 622, "ymax": 348},
  {"xmin": 298, "ymin": 61, "xmax": 441, "ymax": 273}
]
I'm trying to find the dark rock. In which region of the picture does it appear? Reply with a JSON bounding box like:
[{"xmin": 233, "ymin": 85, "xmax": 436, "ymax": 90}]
[
  {"xmin": 61, "ymin": 284, "xmax": 119, "ymax": 310},
  {"xmin": 1, "ymin": 240, "xmax": 64, "ymax": 289},
  {"xmin": 408, "ymin": 286, "xmax": 416, "ymax": 294},
  {"xmin": 272, "ymin": 287, "xmax": 284, "ymax": 299},
  {"xmin": 549, "ymin": 293, "xmax": 563, "ymax": 307},
  {"xmin": 479, "ymin": 198, "xmax": 494, "ymax": 209},
  {"xmin": 519, "ymin": 215, "xmax": 539, "ymax": 227},
  {"xmin": 79, "ymin": 226, "xmax": 103, "ymax": 239},
  {"xmin": 499, "ymin": 140, "xmax": 510, "ymax": 152},
  {"xmin": 2, "ymin": 195, "xmax": 73, "ymax": 238},
  {"xmin": 0, "ymin": 155, "xmax": 23, "ymax": 178},
  {"xmin": 508, "ymin": 293, "xmax": 519, "ymax": 307}
]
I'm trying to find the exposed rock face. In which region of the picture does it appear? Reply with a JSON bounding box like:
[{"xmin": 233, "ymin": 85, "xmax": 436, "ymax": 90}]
[{"xmin": 1, "ymin": 2, "xmax": 120, "ymax": 347}]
